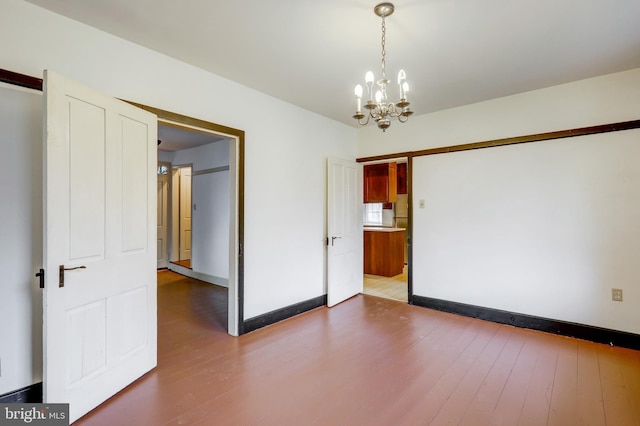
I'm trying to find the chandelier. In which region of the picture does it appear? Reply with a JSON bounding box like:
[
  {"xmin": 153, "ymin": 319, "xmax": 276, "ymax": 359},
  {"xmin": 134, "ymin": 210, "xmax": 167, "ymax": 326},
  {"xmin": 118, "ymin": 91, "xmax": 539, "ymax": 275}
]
[{"xmin": 353, "ymin": 2, "xmax": 413, "ymax": 132}]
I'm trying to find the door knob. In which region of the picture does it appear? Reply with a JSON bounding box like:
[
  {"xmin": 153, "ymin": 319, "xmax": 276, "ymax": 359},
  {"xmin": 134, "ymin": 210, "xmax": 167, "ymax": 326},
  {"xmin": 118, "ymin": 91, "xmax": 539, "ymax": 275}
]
[
  {"xmin": 331, "ymin": 236, "xmax": 342, "ymax": 246},
  {"xmin": 59, "ymin": 265, "xmax": 87, "ymax": 288}
]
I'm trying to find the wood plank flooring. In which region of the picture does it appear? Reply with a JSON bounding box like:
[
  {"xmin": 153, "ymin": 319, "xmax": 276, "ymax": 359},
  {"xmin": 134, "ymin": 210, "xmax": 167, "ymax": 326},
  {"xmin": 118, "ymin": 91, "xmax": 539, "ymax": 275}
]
[
  {"xmin": 170, "ymin": 259, "xmax": 191, "ymax": 269},
  {"xmin": 75, "ymin": 271, "xmax": 640, "ymax": 425}
]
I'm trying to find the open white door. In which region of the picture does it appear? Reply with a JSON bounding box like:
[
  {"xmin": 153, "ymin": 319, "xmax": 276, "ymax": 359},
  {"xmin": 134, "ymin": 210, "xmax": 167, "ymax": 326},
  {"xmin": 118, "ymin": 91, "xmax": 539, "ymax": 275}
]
[
  {"xmin": 157, "ymin": 162, "xmax": 170, "ymax": 268},
  {"xmin": 43, "ymin": 70, "xmax": 157, "ymax": 422},
  {"xmin": 179, "ymin": 167, "xmax": 192, "ymax": 261},
  {"xmin": 327, "ymin": 157, "xmax": 363, "ymax": 307}
]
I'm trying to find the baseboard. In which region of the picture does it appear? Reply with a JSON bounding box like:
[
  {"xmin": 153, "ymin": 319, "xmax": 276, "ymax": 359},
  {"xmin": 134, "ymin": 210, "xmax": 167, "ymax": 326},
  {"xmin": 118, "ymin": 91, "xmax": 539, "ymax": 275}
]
[
  {"xmin": 167, "ymin": 264, "xmax": 229, "ymax": 288},
  {"xmin": 412, "ymin": 295, "xmax": 640, "ymax": 351},
  {"xmin": 0, "ymin": 383, "xmax": 42, "ymax": 403},
  {"xmin": 243, "ymin": 295, "xmax": 327, "ymax": 334}
]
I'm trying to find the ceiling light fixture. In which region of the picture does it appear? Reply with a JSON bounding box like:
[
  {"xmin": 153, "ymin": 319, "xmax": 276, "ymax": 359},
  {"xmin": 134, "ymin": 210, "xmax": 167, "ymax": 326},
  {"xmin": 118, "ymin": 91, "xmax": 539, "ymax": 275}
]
[{"xmin": 353, "ymin": 2, "xmax": 413, "ymax": 132}]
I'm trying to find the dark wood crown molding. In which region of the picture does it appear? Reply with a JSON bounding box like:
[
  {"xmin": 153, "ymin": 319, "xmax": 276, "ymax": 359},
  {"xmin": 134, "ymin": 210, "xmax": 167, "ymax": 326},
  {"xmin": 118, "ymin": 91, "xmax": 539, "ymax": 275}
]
[
  {"xmin": 0, "ymin": 68, "xmax": 43, "ymax": 91},
  {"xmin": 358, "ymin": 119, "xmax": 640, "ymax": 163}
]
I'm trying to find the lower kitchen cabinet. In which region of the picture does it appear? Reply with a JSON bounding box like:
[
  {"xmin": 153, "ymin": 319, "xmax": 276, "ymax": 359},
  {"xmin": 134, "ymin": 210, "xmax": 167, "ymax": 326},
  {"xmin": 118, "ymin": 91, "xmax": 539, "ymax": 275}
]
[{"xmin": 363, "ymin": 227, "xmax": 405, "ymax": 277}]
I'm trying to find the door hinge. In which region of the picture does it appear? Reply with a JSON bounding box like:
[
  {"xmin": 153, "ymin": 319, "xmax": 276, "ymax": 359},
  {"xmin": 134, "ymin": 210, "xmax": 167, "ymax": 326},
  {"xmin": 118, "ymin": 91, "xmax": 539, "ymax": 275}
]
[
  {"xmin": 239, "ymin": 243, "xmax": 243, "ymax": 257},
  {"xmin": 35, "ymin": 268, "xmax": 45, "ymax": 289}
]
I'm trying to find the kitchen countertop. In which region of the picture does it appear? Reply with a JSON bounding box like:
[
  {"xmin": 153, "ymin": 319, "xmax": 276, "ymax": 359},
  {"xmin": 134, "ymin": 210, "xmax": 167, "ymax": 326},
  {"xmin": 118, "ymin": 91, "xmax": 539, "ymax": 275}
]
[{"xmin": 364, "ymin": 227, "xmax": 406, "ymax": 232}]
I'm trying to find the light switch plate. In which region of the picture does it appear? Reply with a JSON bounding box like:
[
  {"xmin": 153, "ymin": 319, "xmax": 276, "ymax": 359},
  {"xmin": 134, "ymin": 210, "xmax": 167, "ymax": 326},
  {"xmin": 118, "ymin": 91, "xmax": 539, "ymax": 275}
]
[{"xmin": 612, "ymin": 288, "xmax": 623, "ymax": 302}]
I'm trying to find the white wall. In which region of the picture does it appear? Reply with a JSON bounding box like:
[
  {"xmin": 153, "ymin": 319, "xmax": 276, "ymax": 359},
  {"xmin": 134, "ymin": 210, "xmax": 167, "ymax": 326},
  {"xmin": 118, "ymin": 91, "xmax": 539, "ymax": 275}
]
[
  {"xmin": 168, "ymin": 142, "xmax": 231, "ymax": 285},
  {"xmin": 157, "ymin": 150, "xmax": 174, "ymax": 163},
  {"xmin": 0, "ymin": 84, "xmax": 43, "ymax": 395},
  {"xmin": 414, "ymin": 131, "xmax": 640, "ymax": 333},
  {"xmin": 0, "ymin": 0, "xmax": 356, "ymax": 394},
  {"xmin": 192, "ymin": 171, "xmax": 230, "ymax": 282},
  {"xmin": 171, "ymin": 141, "xmax": 229, "ymax": 171},
  {"xmin": 357, "ymin": 68, "xmax": 640, "ymax": 334}
]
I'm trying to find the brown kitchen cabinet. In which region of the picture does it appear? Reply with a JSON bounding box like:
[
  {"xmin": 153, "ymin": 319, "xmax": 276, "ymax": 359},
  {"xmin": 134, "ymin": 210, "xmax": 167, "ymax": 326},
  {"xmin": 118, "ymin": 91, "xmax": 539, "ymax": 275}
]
[
  {"xmin": 397, "ymin": 162, "xmax": 407, "ymax": 195},
  {"xmin": 364, "ymin": 227, "xmax": 405, "ymax": 277},
  {"xmin": 363, "ymin": 162, "xmax": 397, "ymax": 203}
]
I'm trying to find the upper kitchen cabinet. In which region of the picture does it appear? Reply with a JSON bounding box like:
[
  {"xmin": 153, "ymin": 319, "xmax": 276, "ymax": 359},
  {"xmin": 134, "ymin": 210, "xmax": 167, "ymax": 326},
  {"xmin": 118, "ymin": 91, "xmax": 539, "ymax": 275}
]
[
  {"xmin": 364, "ymin": 162, "xmax": 397, "ymax": 203},
  {"xmin": 397, "ymin": 162, "xmax": 407, "ymax": 195}
]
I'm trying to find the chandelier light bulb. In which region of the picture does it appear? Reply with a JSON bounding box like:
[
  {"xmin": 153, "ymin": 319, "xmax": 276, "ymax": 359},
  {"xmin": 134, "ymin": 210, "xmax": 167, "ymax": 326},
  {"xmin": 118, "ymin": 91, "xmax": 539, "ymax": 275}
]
[
  {"xmin": 354, "ymin": 84, "xmax": 363, "ymax": 113},
  {"xmin": 403, "ymin": 82, "xmax": 409, "ymax": 97},
  {"xmin": 375, "ymin": 90, "xmax": 383, "ymax": 104},
  {"xmin": 365, "ymin": 71, "xmax": 375, "ymax": 86},
  {"xmin": 398, "ymin": 69, "xmax": 407, "ymax": 99},
  {"xmin": 354, "ymin": 84, "xmax": 363, "ymax": 98},
  {"xmin": 397, "ymin": 69, "xmax": 406, "ymax": 85},
  {"xmin": 365, "ymin": 71, "xmax": 375, "ymax": 101}
]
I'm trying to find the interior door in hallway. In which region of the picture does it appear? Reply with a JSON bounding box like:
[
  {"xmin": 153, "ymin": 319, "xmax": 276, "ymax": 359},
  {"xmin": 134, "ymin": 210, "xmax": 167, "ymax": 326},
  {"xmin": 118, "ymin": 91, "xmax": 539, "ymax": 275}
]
[
  {"xmin": 157, "ymin": 162, "xmax": 170, "ymax": 268},
  {"xmin": 179, "ymin": 166, "xmax": 192, "ymax": 261},
  {"xmin": 43, "ymin": 70, "xmax": 158, "ymax": 423},
  {"xmin": 327, "ymin": 157, "xmax": 363, "ymax": 307}
]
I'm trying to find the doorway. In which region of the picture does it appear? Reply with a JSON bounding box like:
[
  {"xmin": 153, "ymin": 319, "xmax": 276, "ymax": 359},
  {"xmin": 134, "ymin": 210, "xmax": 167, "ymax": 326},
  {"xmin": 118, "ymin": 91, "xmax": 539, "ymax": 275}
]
[
  {"xmin": 157, "ymin": 161, "xmax": 171, "ymax": 269},
  {"xmin": 170, "ymin": 165, "xmax": 192, "ymax": 269},
  {"xmin": 362, "ymin": 157, "xmax": 409, "ymax": 303},
  {"xmin": 158, "ymin": 125, "xmax": 229, "ymax": 281},
  {"xmin": 139, "ymin": 102, "xmax": 245, "ymax": 336}
]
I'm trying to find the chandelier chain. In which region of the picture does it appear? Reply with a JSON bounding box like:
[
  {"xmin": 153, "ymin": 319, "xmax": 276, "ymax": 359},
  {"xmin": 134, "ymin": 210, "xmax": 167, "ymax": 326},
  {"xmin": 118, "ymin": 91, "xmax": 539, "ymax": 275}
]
[{"xmin": 381, "ymin": 16, "xmax": 387, "ymax": 80}]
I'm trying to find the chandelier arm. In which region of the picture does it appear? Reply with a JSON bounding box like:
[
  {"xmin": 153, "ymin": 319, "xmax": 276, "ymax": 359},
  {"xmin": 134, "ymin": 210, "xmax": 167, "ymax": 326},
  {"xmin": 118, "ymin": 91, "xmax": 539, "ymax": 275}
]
[
  {"xmin": 386, "ymin": 103, "xmax": 400, "ymax": 118},
  {"xmin": 397, "ymin": 114, "xmax": 409, "ymax": 123},
  {"xmin": 357, "ymin": 114, "xmax": 371, "ymax": 126}
]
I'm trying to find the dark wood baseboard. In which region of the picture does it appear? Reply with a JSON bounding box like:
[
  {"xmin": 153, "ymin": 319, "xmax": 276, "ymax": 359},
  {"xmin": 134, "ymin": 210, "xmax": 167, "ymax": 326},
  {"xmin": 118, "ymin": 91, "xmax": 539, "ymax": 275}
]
[
  {"xmin": 412, "ymin": 295, "xmax": 640, "ymax": 351},
  {"xmin": 0, "ymin": 382, "xmax": 42, "ymax": 403},
  {"xmin": 243, "ymin": 295, "xmax": 327, "ymax": 334}
]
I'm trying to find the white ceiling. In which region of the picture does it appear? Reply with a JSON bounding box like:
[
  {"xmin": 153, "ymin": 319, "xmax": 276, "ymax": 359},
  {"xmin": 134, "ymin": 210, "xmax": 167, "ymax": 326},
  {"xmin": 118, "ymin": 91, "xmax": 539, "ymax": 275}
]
[
  {"xmin": 157, "ymin": 124, "xmax": 227, "ymax": 152},
  {"xmin": 25, "ymin": 0, "xmax": 640, "ymax": 127}
]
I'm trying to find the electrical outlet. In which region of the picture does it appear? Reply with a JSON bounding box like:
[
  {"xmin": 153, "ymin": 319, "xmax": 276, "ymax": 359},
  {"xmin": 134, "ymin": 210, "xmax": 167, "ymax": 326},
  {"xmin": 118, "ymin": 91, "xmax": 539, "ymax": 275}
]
[{"xmin": 612, "ymin": 288, "xmax": 623, "ymax": 302}]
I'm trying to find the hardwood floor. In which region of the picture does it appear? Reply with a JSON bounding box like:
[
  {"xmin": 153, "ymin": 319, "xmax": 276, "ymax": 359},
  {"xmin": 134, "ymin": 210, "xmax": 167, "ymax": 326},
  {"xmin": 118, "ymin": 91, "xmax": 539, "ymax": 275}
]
[
  {"xmin": 75, "ymin": 271, "xmax": 640, "ymax": 425},
  {"xmin": 170, "ymin": 259, "xmax": 191, "ymax": 269}
]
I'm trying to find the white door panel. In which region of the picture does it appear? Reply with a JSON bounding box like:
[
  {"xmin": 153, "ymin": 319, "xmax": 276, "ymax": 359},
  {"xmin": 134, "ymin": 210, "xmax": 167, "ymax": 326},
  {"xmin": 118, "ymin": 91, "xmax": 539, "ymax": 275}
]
[
  {"xmin": 327, "ymin": 157, "xmax": 363, "ymax": 307},
  {"xmin": 179, "ymin": 167, "xmax": 192, "ymax": 260},
  {"xmin": 43, "ymin": 70, "xmax": 157, "ymax": 423}
]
